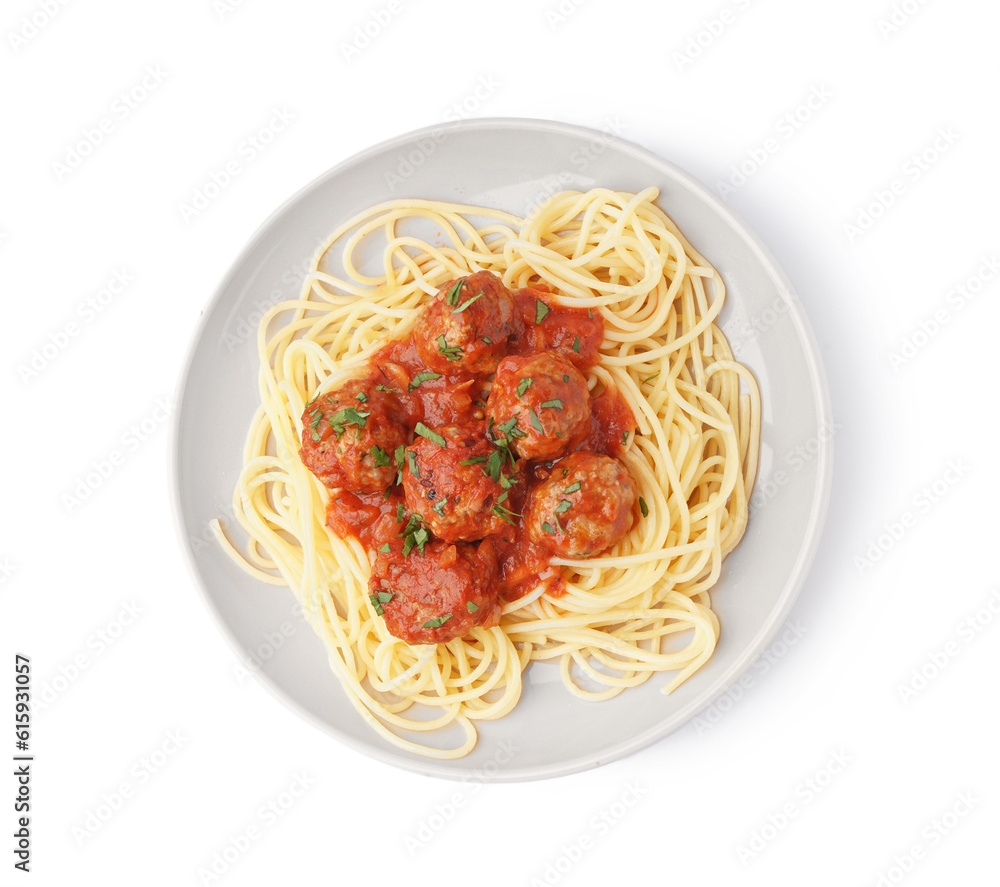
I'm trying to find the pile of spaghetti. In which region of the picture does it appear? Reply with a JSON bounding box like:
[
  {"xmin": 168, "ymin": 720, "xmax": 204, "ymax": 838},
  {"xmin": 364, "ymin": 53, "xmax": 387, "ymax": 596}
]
[{"xmin": 218, "ymin": 187, "xmax": 760, "ymax": 757}]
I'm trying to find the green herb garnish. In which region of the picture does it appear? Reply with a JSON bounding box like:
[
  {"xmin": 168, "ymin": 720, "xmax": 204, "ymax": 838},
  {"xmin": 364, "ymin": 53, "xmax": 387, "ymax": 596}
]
[
  {"xmin": 535, "ymin": 299, "xmax": 550, "ymax": 324},
  {"xmin": 445, "ymin": 278, "xmax": 465, "ymax": 307},
  {"xmin": 452, "ymin": 292, "xmax": 483, "ymax": 314},
  {"xmin": 422, "ymin": 614, "xmax": 453, "ymax": 629},
  {"xmin": 436, "ymin": 334, "xmax": 463, "ymax": 361},
  {"xmin": 414, "ymin": 422, "xmax": 447, "ymax": 448},
  {"xmin": 409, "ymin": 372, "xmax": 442, "ymax": 391}
]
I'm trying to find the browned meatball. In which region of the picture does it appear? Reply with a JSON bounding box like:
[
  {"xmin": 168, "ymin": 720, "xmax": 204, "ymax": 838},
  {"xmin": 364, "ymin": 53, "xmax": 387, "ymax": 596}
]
[
  {"xmin": 525, "ymin": 451, "xmax": 636, "ymax": 557},
  {"xmin": 486, "ymin": 351, "xmax": 591, "ymax": 461},
  {"xmin": 298, "ymin": 377, "xmax": 408, "ymax": 493},
  {"xmin": 369, "ymin": 539, "xmax": 502, "ymax": 644},
  {"xmin": 402, "ymin": 421, "xmax": 519, "ymax": 542},
  {"xmin": 412, "ymin": 271, "xmax": 516, "ymax": 374}
]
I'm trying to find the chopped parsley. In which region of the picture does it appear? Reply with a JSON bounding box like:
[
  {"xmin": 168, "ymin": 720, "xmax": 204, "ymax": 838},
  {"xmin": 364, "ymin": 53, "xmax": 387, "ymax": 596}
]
[
  {"xmin": 492, "ymin": 503, "xmax": 522, "ymax": 525},
  {"xmin": 422, "ymin": 614, "xmax": 453, "ymax": 629},
  {"xmin": 354, "ymin": 392, "xmax": 368, "ymax": 403},
  {"xmin": 369, "ymin": 590, "xmax": 393, "ymax": 615},
  {"xmin": 639, "ymin": 497, "xmax": 649, "ymax": 518},
  {"xmin": 572, "ymin": 334, "xmax": 581, "ymax": 353},
  {"xmin": 327, "ymin": 407, "xmax": 370, "ymax": 437},
  {"xmin": 436, "ymin": 334, "xmax": 463, "ymax": 361},
  {"xmin": 396, "ymin": 501, "xmax": 406, "ymax": 523},
  {"xmin": 407, "ymin": 449, "xmax": 420, "ymax": 478},
  {"xmin": 445, "ymin": 278, "xmax": 465, "ymax": 307},
  {"xmin": 432, "ymin": 496, "xmax": 448, "ymax": 516},
  {"xmin": 370, "ymin": 445, "xmax": 391, "ymax": 467},
  {"xmin": 452, "ymin": 292, "xmax": 484, "ymax": 314},
  {"xmin": 554, "ymin": 500, "xmax": 572, "ymax": 514},
  {"xmin": 378, "ymin": 543, "xmax": 390, "ymax": 554},
  {"xmin": 409, "ymin": 371, "xmax": 442, "ymax": 391},
  {"xmin": 394, "ymin": 445, "xmax": 405, "ymax": 484},
  {"xmin": 622, "ymin": 430, "xmax": 630, "ymax": 444},
  {"xmin": 414, "ymin": 422, "xmax": 447, "ymax": 448},
  {"xmin": 482, "ymin": 336, "xmax": 493, "ymax": 344},
  {"xmin": 459, "ymin": 454, "xmax": 487, "ymax": 466},
  {"xmin": 540, "ymin": 399, "xmax": 564, "ymax": 410},
  {"xmin": 541, "ymin": 521, "xmax": 556, "ymax": 535},
  {"xmin": 398, "ymin": 513, "xmax": 429, "ymax": 556},
  {"xmin": 528, "ymin": 408, "xmax": 543, "ymax": 433},
  {"xmin": 465, "ymin": 601, "xmax": 479, "ymax": 613},
  {"xmin": 376, "ymin": 384, "xmax": 397, "ymax": 393},
  {"xmin": 564, "ymin": 481, "xmax": 581, "ymax": 494},
  {"xmin": 516, "ymin": 377, "xmax": 534, "ymax": 398},
  {"xmin": 535, "ymin": 299, "xmax": 550, "ymax": 324}
]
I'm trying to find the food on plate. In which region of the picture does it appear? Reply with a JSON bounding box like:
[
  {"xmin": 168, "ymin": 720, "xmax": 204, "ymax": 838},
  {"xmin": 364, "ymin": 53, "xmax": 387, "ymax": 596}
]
[{"xmin": 217, "ymin": 187, "xmax": 761, "ymax": 758}]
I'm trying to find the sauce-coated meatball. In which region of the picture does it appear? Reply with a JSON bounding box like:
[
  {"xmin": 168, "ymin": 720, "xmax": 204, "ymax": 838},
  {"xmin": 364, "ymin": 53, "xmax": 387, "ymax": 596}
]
[
  {"xmin": 412, "ymin": 271, "xmax": 516, "ymax": 374},
  {"xmin": 298, "ymin": 377, "xmax": 408, "ymax": 493},
  {"xmin": 402, "ymin": 422, "xmax": 518, "ymax": 542},
  {"xmin": 525, "ymin": 451, "xmax": 636, "ymax": 557},
  {"xmin": 369, "ymin": 539, "xmax": 501, "ymax": 644},
  {"xmin": 486, "ymin": 351, "xmax": 591, "ymax": 461}
]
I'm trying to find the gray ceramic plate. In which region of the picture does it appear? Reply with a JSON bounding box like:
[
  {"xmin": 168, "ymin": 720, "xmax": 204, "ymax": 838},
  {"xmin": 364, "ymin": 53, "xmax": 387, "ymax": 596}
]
[{"xmin": 172, "ymin": 118, "xmax": 832, "ymax": 781}]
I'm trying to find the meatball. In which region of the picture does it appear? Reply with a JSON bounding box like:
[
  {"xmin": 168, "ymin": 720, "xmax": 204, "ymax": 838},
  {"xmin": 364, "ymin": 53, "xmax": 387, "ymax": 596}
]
[
  {"xmin": 402, "ymin": 421, "xmax": 519, "ymax": 542},
  {"xmin": 412, "ymin": 270, "xmax": 516, "ymax": 374},
  {"xmin": 298, "ymin": 377, "xmax": 408, "ymax": 493},
  {"xmin": 486, "ymin": 351, "xmax": 591, "ymax": 461},
  {"xmin": 369, "ymin": 539, "xmax": 502, "ymax": 644},
  {"xmin": 525, "ymin": 451, "xmax": 636, "ymax": 558}
]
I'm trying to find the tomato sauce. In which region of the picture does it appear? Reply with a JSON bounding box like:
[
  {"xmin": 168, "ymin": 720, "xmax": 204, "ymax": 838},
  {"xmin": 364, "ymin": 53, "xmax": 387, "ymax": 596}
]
[{"xmin": 319, "ymin": 277, "xmax": 634, "ymax": 610}]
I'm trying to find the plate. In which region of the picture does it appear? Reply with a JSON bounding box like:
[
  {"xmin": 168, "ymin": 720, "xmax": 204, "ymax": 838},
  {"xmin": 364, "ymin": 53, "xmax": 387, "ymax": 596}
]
[{"xmin": 172, "ymin": 118, "xmax": 832, "ymax": 781}]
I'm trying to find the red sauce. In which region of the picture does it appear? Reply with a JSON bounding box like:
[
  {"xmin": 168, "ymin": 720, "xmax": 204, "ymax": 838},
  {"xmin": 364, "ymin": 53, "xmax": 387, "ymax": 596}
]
[
  {"xmin": 309, "ymin": 273, "xmax": 637, "ymax": 635},
  {"xmin": 584, "ymin": 385, "xmax": 636, "ymax": 457},
  {"xmin": 509, "ymin": 288, "xmax": 604, "ymax": 370}
]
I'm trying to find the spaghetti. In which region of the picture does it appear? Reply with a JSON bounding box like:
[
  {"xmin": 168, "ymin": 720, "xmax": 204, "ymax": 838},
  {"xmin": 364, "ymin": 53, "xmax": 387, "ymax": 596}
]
[{"xmin": 217, "ymin": 187, "xmax": 760, "ymax": 758}]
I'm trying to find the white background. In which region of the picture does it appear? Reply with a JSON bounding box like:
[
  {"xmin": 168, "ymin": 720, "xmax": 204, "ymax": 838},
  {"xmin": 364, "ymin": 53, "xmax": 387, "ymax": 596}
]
[{"xmin": 2, "ymin": 0, "xmax": 998, "ymax": 884}]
